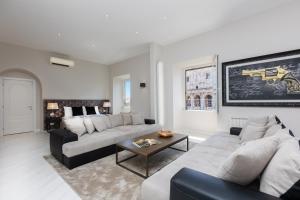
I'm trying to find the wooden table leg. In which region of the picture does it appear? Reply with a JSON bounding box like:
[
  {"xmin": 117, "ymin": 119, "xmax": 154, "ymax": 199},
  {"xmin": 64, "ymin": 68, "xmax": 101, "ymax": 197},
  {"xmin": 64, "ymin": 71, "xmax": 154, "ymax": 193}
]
[{"xmin": 146, "ymin": 156, "xmax": 149, "ymax": 178}]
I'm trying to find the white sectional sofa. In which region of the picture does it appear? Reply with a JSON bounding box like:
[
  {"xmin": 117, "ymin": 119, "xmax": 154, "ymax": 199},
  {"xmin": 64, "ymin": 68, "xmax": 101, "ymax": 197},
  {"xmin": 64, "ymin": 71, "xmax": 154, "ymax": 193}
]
[
  {"xmin": 142, "ymin": 116, "xmax": 299, "ymax": 200},
  {"xmin": 50, "ymin": 114, "xmax": 161, "ymax": 169}
]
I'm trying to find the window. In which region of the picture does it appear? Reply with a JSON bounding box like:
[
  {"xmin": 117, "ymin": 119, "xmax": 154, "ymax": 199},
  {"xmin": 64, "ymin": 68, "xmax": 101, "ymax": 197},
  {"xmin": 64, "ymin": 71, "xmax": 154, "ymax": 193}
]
[
  {"xmin": 185, "ymin": 66, "xmax": 217, "ymax": 111},
  {"xmin": 123, "ymin": 79, "xmax": 131, "ymax": 106}
]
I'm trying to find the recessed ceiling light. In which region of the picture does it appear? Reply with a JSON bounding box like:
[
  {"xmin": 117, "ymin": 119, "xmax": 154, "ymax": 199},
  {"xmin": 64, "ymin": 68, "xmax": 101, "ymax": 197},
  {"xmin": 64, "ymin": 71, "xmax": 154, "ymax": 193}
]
[
  {"xmin": 163, "ymin": 16, "xmax": 167, "ymax": 20},
  {"xmin": 57, "ymin": 33, "xmax": 61, "ymax": 37},
  {"xmin": 91, "ymin": 43, "xmax": 96, "ymax": 47},
  {"xmin": 135, "ymin": 31, "xmax": 139, "ymax": 34},
  {"xmin": 105, "ymin": 14, "xmax": 110, "ymax": 19}
]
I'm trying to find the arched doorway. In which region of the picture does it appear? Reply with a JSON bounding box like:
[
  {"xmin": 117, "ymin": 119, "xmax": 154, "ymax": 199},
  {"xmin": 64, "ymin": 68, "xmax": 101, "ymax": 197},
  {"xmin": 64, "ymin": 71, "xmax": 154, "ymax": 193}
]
[{"xmin": 0, "ymin": 69, "xmax": 43, "ymax": 135}]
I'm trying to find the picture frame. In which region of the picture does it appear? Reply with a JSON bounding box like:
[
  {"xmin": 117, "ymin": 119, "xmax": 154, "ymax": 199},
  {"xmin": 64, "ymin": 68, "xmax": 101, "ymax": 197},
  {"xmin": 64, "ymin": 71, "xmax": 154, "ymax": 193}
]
[{"xmin": 222, "ymin": 49, "xmax": 300, "ymax": 107}]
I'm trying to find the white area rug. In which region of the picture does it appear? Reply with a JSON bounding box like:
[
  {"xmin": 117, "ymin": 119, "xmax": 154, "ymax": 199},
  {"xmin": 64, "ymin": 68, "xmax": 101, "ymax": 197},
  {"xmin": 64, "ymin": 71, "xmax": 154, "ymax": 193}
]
[{"xmin": 45, "ymin": 141, "xmax": 195, "ymax": 200}]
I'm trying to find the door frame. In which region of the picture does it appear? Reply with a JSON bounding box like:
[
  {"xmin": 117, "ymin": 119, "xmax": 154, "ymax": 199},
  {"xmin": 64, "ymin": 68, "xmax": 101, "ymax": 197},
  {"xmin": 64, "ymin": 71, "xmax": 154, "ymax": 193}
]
[{"xmin": 1, "ymin": 77, "xmax": 36, "ymax": 136}]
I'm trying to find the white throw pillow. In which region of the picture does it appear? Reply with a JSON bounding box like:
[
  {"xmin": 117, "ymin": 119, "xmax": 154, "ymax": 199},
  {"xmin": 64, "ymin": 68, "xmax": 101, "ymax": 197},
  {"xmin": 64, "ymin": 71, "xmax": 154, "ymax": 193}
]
[
  {"xmin": 264, "ymin": 124, "xmax": 282, "ymax": 138},
  {"xmin": 82, "ymin": 106, "xmax": 87, "ymax": 116},
  {"xmin": 217, "ymin": 135, "xmax": 280, "ymax": 185},
  {"xmin": 248, "ymin": 116, "xmax": 269, "ymax": 126},
  {"xmin": 91, "ymin": 115, "xmax": 111, "ymax": 132},
  {"xmin": 131, "ymin": 114, "xmax": 144, "ymax": 125},
  {"xmin": 83, "ymin": 117, "xmax": 95, "ymax": 134},
  {"xmin": 64, "ymin": 117, "xmax": 86, "ymax": 136},
  {"xmin": 109, "ymin": 114, "xmax": 123, "ymax": 127},
  {"xmin": 240, "ymin": 125, "xmax": 267, "ymax": 143},
  {"xmin": 121, "ymin": 112, "xmax": 132, "ymax": 125},
  {"xmin": 63, "ymin": 106, "xmax": 73, "ymax": 118},
  {"xmin": 266, "ymin": 115, "xmax": 278, "ymax": 127},
  {"xmin": 260, "ymin": 139, "xmax": 300, "ymax": 197}
]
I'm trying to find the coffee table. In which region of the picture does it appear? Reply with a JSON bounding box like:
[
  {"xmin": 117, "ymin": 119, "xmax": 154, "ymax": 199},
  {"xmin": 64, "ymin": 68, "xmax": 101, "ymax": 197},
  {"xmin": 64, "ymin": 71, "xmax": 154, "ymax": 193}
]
[{"xmin": 116, "ymin": 132, "xmax": 188, "ymax": 178}]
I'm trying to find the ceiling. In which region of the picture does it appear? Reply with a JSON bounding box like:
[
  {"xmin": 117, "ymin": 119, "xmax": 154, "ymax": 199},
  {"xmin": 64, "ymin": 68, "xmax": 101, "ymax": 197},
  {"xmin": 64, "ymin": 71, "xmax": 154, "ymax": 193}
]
[{"xmin": 0, "ymin": 0, "xmax": 294, "ymax": 65}]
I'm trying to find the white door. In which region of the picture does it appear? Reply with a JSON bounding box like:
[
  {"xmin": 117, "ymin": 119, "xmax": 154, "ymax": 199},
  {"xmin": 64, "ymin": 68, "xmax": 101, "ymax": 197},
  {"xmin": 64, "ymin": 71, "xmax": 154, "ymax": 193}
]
[{"xmin": 3, "ymin": 78, "xmax": 34, "ymax": 135}]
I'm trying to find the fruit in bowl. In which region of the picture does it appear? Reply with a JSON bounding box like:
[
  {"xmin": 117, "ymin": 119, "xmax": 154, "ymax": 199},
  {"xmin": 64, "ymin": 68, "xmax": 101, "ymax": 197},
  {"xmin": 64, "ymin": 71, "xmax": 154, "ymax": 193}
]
[{"xmin": 159, "ymin": 130, "xmax": 173, "ymax": 138}]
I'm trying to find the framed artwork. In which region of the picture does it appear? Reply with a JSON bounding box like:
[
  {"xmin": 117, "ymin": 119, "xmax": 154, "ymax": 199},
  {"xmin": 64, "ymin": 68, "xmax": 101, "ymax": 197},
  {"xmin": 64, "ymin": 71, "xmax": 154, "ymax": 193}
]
[{"xmin": 222, "ymin": 49, "xmax": 300, "ymax": 107}]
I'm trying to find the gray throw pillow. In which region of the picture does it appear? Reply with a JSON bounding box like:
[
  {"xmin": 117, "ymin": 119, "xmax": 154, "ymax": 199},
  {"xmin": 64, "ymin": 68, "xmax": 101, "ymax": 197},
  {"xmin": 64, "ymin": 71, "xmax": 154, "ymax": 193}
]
[
  {"xmin": 217, "ymin": 135, "xmax": 279, "ymax": 185},
  {"xmin": 131, "ymin": 114, "xmax": 145, "ymax": 125},
  {"xmin": 240, "ymin": 125, "xmax": 267, "ymax": 143},
  {"xmin": 260, "ymin": 139, "xmax": 300, "ymax": 197},
  {"xmin": 109, "ymin": 114, "xmax": 123, "ymax": 127}
]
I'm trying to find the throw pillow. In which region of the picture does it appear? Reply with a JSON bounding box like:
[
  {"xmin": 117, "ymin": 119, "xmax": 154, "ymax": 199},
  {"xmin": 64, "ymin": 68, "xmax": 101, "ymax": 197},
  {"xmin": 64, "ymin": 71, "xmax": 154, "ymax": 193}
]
[
  {"xmin": 85, "ymin": 106, "xmax": 96, "ymax": 115},
  {"xmin": 240, "ymin": 125, "xmax": 267, "ymax": 143},
  {"xmin": 260, "ymin": 139, "xmax": 300, "ymax": 198},
  {"xmin": 63, "ymin": 106, "xmax": 73, "ymax": 118},
  {"xmin": 72, "ymin": 107, "xmax": 83, "ymax": 116},
  {"xmin": 266, "ymin": 115, "xmax": 278, "ymax": 127},
  {"xmin": 264, "ymin": 124, "xmax": 282, "ymax": 138},
  {"xmin": 83, "ymin": 117, "xmax": 95, "ymax": 134},
  {"xmin": 131, "ymin": 114, "xmax": 145, "ymax": 125},
  {"xmin": 109, "ymin": 114, "xmax": 123, "ymax": 127},
  {"xmin": 91, "ymin": 115, "xmax": 111, "ymax": 132},
  {"xmin": 217, "ymin": 135, "xmax": 279, "ymax": 185},
  {"xmin": 95, "ymin": 106, "xmax": 101, "ymax": 115},
  {"xmin": 121, "ymin": 112, "xmax": 132, "ymax": 125},
  {"xmin": 64, "ymin": 117, "xmax": 86, "ymax": 136}
]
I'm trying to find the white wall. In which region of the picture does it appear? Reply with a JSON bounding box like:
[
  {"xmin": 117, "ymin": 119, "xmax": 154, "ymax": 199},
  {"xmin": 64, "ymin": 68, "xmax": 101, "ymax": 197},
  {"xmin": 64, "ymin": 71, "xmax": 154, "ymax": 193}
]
[
  {"xmin": 0, "ymin": 42, "xmax": 110, "ymax": 99},
  {"xmin": 162, "ymin": 1, "xmax": 300, "ymax": 136},
  {"xmin": 109, "ymin": 53, "xmax": 150, "ymax": 117},
  {"xmin": 0, "ymin": 42, "xmax": 110, "ymax": 132}
]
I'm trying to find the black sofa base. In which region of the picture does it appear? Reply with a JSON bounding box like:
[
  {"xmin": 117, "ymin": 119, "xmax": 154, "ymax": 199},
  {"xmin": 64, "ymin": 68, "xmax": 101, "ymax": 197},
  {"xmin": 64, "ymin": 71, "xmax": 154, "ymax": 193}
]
[{"xmin": 63, "ymin": 144, "xmax": 116, "ymax": 169}]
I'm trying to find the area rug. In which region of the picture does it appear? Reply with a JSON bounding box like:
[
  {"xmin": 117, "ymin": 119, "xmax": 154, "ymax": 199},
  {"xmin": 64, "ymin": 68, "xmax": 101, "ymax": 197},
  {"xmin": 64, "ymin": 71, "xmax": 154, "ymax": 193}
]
[{"xmin": 44, "ymin": 141, "xmax": 195, "ymax": 200}]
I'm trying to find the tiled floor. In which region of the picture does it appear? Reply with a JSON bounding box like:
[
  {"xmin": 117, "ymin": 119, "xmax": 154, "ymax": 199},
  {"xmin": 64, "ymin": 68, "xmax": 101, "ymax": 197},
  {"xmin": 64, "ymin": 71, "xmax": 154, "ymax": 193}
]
[{"xmin": 0, "ymin": 132, "xmax": 80, "ymax": 200}]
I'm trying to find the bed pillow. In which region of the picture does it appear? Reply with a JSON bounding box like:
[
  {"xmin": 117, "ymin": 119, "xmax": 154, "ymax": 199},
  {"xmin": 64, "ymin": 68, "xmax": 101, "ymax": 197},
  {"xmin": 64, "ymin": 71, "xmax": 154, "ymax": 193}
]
[
  {"xmin": 64, "ymin": 106, "xmax": 73, "ymax": 118},
  {"xmin": 109, "ymin": 114, "xmax": 123, "ymax": 127},
  {"xmin": 91, "ymin": 116, "xmax": 111, "ymax": 132},
  {"xmin": 64, "ymin": 117, "xmax": 86, "ymax": 136},
  {"xmin": 132, "ymin": 114, "xmax": 144, "ymax": 125},
  {"xmin": 95, "ymin": 106, "xmax": 101, "ymax": 115},
  {"xmin": 83, "ymin": 117, "xmax": 95, "ymax": 134},
  {"xmin": 121, "ymin": 112, "xmax": 132, "ymax": 125},
  {"xmin": 260, "ymin": 139, "xmax": 300, "ymax": 198},
  {"xmin": 72, "ymin": 107, "xmax": 83, "ymax": 116},
  {"xmin": 85, "ymin": 106, "xmax": 97, "ymax": 115},
  {"xmin": 240, "ymin": 124, "xmax": 267, "ymax": 143},
  {"xmin": 217, "ymin": 135, "xmax": 279, "ymax": 185}
]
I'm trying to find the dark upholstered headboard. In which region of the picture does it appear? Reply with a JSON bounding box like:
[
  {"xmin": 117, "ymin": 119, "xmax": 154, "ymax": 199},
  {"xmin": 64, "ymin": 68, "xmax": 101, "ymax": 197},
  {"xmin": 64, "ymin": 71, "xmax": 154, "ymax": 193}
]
[{"xmin": 43, "ymin": 99, "xmax": 109, "ymax": 130}]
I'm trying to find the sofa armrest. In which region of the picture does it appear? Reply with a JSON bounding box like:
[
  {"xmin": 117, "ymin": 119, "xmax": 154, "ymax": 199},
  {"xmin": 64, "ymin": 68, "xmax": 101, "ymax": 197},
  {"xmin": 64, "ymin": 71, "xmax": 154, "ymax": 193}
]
[
  {"xmin": 170, "ymin": 168, "xmax": 280, "ymax": 200},
  {"xmin": 145, "ymin": 119, "xmax": 155, "ymax": 124},
  {"xmin": 230, "ymin": 127, "xmax": 243, "ymax": 136},
  {"xmin": 50, "ymin": 129, "xmax": 78, "ymax": 162}
]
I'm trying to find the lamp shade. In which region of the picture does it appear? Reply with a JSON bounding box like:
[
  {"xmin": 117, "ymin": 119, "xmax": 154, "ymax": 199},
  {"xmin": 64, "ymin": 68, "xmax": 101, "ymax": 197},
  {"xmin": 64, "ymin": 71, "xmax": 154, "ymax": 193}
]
[
  {"xmin": 47, "ymin": 103, "xmax": 59, "ymax": 110},
  {"xmin": 103, "ymin": 102, "xmax": 111, "ymax": 108}
]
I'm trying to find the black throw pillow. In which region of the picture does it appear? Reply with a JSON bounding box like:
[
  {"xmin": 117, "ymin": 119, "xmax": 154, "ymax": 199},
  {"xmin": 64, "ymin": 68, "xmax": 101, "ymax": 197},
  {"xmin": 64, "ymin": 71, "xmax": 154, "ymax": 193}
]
[
  {"xmin": 85, "ymin": 106, "xmax": 96, "ymax": 115},
  {"xmin": 72, "ymin": 107, "xmax": 83, "ymax": 116}
]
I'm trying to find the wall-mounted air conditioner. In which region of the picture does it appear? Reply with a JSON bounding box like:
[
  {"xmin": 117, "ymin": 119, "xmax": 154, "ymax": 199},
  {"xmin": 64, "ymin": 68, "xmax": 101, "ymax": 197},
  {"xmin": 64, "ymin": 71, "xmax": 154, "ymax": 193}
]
[{"xmin": 50, "ymin": 57, "xmax": 75, "ymax": 68}]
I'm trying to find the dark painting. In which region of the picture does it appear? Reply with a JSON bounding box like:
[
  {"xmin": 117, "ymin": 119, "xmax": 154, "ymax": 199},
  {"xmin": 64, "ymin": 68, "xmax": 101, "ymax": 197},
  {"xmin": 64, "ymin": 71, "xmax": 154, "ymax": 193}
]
[{"xmin": 222, "ymin": 49, "xmax": 300, "ymax": 107}]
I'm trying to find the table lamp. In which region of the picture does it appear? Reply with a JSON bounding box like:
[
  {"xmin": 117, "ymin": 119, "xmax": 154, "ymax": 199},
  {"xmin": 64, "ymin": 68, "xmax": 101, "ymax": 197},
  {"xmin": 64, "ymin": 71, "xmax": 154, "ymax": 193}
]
[
  {"xmin": 47, "ymin": 102, "xmax": 59, "ymax": 117},
  {"xmin": 103, "ymin": 102, "xmax": 111, "ymax": 114}
]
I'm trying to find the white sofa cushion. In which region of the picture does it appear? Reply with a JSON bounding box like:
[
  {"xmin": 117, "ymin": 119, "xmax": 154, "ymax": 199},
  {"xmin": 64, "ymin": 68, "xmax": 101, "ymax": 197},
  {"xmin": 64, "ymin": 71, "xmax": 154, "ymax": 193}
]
[
  {"xmin": 121, "ymin": 112, "xmax": 132, "ymax": 125},
  {"xmin": 83, "ymin": 117, "xmax": 95, "ymax": 134},
  {"xmin": 260, "ymin": 139, "xmax": 300, "ymax": 197},
  {"xmin": 264, "ymin": 124, "xmax": 282, "ymax": 137},
  {"xmin": 132, "ymin": 113, "xmax": 145, "ymax": 125},
  {"xmin": 62, "ymin": 124, "xmax": 162, "ymax": 157},
  {"xmin": 141, "ymin": 133, "xmax": 241, "ymax": 200},
  {"xmin": 109, "ymin": 114, "xmax": 123, "ymax": 127},
  {"xmin": 91, "ymin": 115, "xmax": 111, "ymax": 132},
  {"xmin": 64, "ymin": 117, "xmax": 86, "ymax": 137},
  {"xmin": 217, "ymin": 135, "xmax": 280, "ymax": 185},
  {"xmin": 240, "ymin": 125, "xmax": 267, "ymax": 143}
]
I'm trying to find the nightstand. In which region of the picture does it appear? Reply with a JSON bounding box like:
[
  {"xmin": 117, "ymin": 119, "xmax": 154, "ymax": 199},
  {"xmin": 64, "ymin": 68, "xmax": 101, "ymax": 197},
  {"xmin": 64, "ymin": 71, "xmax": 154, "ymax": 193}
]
[{"xmin": 46, "ymin": 117, "xmax": 61, "ymax": 132}]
